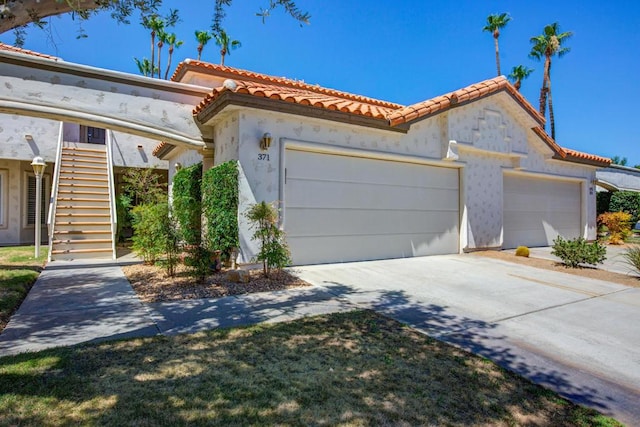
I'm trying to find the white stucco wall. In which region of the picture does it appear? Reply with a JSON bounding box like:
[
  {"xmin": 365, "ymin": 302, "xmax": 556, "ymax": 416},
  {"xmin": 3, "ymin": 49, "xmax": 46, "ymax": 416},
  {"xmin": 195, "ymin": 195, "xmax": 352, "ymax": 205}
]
[{"xmin": 0, "ymin": 115, "xmax": 59, "ymax": 163}]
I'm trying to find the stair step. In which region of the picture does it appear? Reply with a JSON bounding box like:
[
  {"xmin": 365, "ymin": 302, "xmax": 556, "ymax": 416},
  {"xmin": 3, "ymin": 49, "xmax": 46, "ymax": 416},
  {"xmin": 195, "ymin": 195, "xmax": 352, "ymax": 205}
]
[
  {"xmin": 62, "ymin": 146, "xmax": 106, "ymax": 154},
  {"xmin": 58, "ymin": 183, "xmax": 109, "ymax": 190},
  {"xmin": 56, "ymin": 197, "xmax": 110, "ymax": 203},
  {"xmin": 54, "ymin": 230, "xmax": 112, "ymax": 236},
  {"xmin": 56, "ymin": 205, "xmax": 110, "ymax": 210},
  {"xmin": 60, "ymin": 163, "xmax": 106, "ymax": 170},
  {"xmin": 59, "ymin": 158, "xmax": 107, "ymax": 165},
  {"xmin": 51, "ymin": 248, "xmax": 113, "ymax": 255},
  {"xmin": 59, "ymin": 170, "xmax": 107, "ymax": 176},
  {"xmin": 59, "ymin": 176, "xmax": 108, "ymax": 183},
  {"xmin": 58, "ymin": 190, "xmax": 109, "ymax": 196},
  {"xmin": 62, "ymin": 148, "xmax": 106, "ymax": 156},
  {"xmin": 53, "ymin": 238, "xmax": 112, "ymax": 244},
  {"xmin": 56, "ymin": 213, "xmax": 110, "ymax": 218}
]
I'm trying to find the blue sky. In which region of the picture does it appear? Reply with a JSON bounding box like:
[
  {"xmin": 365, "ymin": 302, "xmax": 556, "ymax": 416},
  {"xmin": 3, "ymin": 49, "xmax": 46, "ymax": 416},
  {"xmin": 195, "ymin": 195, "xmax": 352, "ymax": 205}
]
[{"xmin": 2, "ymin": 0, "xmax": 638, "ymax": 165}]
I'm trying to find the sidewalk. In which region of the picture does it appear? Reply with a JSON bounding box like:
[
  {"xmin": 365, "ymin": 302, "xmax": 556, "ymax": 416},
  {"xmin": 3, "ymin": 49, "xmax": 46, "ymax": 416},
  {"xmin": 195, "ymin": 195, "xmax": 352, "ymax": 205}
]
[{"xmin": 0, "ymin": 258, "xmax": 354, "ymax": 357}]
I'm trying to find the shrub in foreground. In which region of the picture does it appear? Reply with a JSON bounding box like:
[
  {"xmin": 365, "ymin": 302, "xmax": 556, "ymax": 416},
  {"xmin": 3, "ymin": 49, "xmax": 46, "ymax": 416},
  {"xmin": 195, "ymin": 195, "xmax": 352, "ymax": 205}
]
[
  {"xmin": 246, "ymin": 201, "xmax": 291, "ymax": 277},
  {"xmin": 551, "ymin": 236, "xmax": 606, "ymax": 268},
  {"xmin": 623, "ymin": 246, "xmax": 640, "ymax": 276},
  {"xmin": 515, "ymin": 246, "xmax": 530, "ymax": 257}
]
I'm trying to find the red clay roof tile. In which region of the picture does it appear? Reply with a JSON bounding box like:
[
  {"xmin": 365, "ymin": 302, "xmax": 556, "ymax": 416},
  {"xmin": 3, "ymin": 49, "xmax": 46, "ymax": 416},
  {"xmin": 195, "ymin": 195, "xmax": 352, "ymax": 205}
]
[{"xmin": 0, "ymin": 42, "xmax": 60, "ymax": 60}]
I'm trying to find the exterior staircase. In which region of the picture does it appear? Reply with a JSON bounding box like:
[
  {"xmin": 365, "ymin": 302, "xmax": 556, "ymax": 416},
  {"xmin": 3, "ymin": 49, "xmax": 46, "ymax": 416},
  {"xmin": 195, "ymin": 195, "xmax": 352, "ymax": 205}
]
[{"xmin": 49, "ymin": 144, "xmax": 115, "ymax": 260}]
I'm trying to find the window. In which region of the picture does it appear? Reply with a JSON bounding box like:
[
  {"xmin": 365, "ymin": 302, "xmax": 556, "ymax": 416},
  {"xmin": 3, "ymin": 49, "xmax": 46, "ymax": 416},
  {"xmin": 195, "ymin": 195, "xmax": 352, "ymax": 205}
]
[
  {"xmin": 80, "ymin": 125, "xmax": 106, "ymax": 144},
  {"xmin": 25, "ymin": 173, "xmax": 49, "ymax": 226}
]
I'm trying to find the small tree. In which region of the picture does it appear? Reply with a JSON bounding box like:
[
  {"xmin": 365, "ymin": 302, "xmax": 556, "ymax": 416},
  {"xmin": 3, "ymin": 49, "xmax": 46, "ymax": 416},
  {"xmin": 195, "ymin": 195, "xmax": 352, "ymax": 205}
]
[
  {"xmin": 598, "ymin": 211, "xmax": 633, "ymax": 245},
  {"xmin": 121, "ymin": 167, "xmax": 166, "ymax": 205},
  {"xmin": 131, "ymin": 202, "xmax": 170, "ymax": 265},
  {"xmin": 246, "ymin": 201, "xmax": 291, "ymax": 277}
]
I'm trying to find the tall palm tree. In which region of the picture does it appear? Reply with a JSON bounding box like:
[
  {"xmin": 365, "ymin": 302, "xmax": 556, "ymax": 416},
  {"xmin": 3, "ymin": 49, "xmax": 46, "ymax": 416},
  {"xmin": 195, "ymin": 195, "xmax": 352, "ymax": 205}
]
[
  {"xmin": 483, "ymin": 13, "xmax": 511, "ymax": 76},
  {"xmin": 156, "ymin": 29, "xmax": 169, "ymax": 79},
  {"xmin": 530, "ymin": 22, "xmax": 572, "ymax": 139},
  {"xmin": 195, "ymin": 30, "xmax": 212, "ymax": 61},
  {"xmin": 508, "ymin": 65, "xmax": 534, "ymax": 91},
  {"xmin": 134, "ymin": 57, "xmax": 154, "ymax": 77},
  {"xmin": 213, "ymin": 29, "xmax": 241, "ymax": 66},
  {"xmin": 143, "ymin": 15, "xmax": 165, "ymax": 78},
  {"xmin": 164, "ymin": 33, "xmax": 183, "ymax": 80}
]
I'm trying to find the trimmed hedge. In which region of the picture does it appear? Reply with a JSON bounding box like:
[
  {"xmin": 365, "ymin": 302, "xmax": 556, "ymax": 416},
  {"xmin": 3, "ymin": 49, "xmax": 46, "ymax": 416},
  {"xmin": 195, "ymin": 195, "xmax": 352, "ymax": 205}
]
[
  {"xmin": 172, "ymin": 163, "xmax": 202, "ymax": 245},
  {"xmin": 202, "ymin": 160, "xmax": 239, "ymax": 260},
  {"xmin": 610, "ymin": 191, "xmax": 640, "ymax": 224}
]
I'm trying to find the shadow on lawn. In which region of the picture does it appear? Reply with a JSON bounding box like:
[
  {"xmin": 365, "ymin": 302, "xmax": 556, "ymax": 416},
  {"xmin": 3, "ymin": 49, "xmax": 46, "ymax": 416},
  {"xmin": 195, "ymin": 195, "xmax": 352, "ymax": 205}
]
[
  {"xmin": 0, "ymin": 276, "xmax": 628, "ymax": 425},
  {"xmin": 0, "ymin": 305, "xmax": 616, "ymax": 426}
]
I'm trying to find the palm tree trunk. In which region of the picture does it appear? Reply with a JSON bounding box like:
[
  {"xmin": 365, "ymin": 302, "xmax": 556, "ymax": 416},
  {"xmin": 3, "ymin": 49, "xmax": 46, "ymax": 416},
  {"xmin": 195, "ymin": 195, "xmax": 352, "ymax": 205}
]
[
  {"xmin": 197, "ymin": 46, "xmax": 203, "ymax": 61},
  {"xmin": 539, "ymin": 55, "xmax": 551, "ymax": 120},
  {"xmin": 165, "ymin": 46, "xmax": 174, "ymax": 80},
  {"xmin": 150, "ymin": 31, "xmax": 156, "ymax": 78},
  {"xmin": 220, "ymin": 48, "xmax": 226, "ymax": 66},
  {"xmin": 547, "ymin": 76, "xmax": 556, "ymax": 139},
  {"xmin": 494, "ymin": 36, "xmax": 501, "ymax": 75},
  {"xmin": 157, "ymin": 43, "xmax": 163, "ymax": 80},
  {"xmin": 514, "ymin": 79, "xmax": 521, "ymax": 91}
]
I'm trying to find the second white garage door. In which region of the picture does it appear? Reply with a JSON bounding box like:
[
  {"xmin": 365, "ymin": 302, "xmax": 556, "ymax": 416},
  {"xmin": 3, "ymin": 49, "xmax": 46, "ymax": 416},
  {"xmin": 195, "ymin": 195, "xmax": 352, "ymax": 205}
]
[
  {"xmin": 503, "ymin": 174, "xmax": 582, "ymax": 249},
  {"xmin": 284, "ymin": 149, "xmax": 460, "ymax": 265}
]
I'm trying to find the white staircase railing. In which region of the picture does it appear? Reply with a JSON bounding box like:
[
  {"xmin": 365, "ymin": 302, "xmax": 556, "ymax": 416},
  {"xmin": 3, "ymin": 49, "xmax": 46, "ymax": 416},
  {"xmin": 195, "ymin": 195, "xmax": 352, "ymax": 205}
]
[
  {"xmin": 47, "ymin": 122, "xmax": 64, "ymax": 262},
  {"xmin": 106, "ymin": 130, "xmax": 118, "ymax": 260}
]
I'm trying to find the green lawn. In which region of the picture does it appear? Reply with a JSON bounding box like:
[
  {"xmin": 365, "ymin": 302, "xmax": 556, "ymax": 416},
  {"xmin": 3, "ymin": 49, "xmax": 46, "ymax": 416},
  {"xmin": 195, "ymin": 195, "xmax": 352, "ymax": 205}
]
[
  {"xmin": 0, "ymin": 246, "xmax": 47, "ymax": 332},
  {"xmin": 0, "ymin": 310, "xmax": 621, "ymax": 426}
]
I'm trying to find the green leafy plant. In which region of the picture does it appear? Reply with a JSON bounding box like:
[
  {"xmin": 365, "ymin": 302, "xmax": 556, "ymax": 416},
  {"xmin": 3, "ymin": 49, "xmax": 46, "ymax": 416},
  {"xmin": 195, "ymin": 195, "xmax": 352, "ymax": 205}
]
[
  {"xmin": 515, "ymin": 246, "xmax": 530, "ymax": 257},
  {"xmin": 596, "ymin": 191, "xmax": 612, "ymax": 217},
  {"xmin": 172, "ymin": 163, "xmax": 202, "ymax": 245},
  {"xmin": 131, "ymin": 203, "xmax": 170, "ymax": 264},
  {"xmin": 246, "ymin": 201, "xmax": 291, "ymax": 277},
  {"xmin": 183, "ymin": 245, "xmax": 212, "ymax": 283},
  {"xmin": 121, "ymin": 167, "xmax": 166, "ymax": 205},
  {"xmin": 610, "ymin": 191, "xmax": 640, "ymax": 224},
  {"xmin": 115, "ymin": 193, "xmax": 132, "ymax": 243},
  {"xmin": 623, "ymin": 246, "xmax": 640, "ymax": 276},
  {"xmin": 597, "ymin": 211, "xmax": 632, "ymax": 245},
  {"xmin": 202, "ymin": 160, "xmax": 239, "ymax": 261},
  {"xmin": 551, "ymin": 236, "xmax": 606, "ymax": 268}
]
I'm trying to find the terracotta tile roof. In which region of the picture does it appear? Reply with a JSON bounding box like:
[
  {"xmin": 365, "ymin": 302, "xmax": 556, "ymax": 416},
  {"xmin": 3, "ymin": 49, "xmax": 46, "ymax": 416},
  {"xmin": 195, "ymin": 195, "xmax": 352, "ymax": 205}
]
[
  {"xmin": 152, "ymin": 141, "xmax": 169, "ymax": 156},
  {"xmin": 532, "ymin": 127, "xmax": 610, "ymax": 166},
  {"xmin": 387, "ymin": 76, "xmax": 544, "ymax": 126},
  {"xmin": 188, "ymin": 61, "xmax": 402, "ymax": 118},
  {"xmin": 0, "ymin": 42, "xmax": 60, "ymax": 61}
]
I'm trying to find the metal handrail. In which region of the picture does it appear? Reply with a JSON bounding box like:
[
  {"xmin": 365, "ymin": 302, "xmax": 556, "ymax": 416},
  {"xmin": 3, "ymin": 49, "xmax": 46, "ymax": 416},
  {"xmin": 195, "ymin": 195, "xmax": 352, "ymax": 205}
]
[
  {"xmin": 47, "ymin": 122, "xmax": 64, "ymax": 262},
  {"xmin": 106, "ymin": 130, "xmax": 118, "ymax": 260}
]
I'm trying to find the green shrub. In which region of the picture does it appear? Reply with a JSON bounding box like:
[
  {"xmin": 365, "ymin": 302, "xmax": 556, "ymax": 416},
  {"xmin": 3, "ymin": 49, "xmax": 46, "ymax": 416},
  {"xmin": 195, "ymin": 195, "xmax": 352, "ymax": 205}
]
[
  {"xmin": 202, "ymin": 161, "xmax": 239, "ymax": 261},
  {"xmin": 172, "ymin": 163, "xmax": 202, "ymax": 245},
  {"xmin": 610, "ymin": 191, "xmax": 640, "ymax": 224},
  {"xmin": 115, "ymin": 193, "xmax": 132, "ymax": 243},
  {"xmin": 131, "ymin": 203, "xmax": 171, "ymax": 265},
  {"xmin": 551, "ymin": 236, "xmax": 606, "ymax": 268},
  {"xmin": 246, "ymin": 201, "xmax": 291, "ymax": 277},
  {"xmin": 122, "ymin": 167, "xmax": 166, "ymax": 205},
  {"xmin": 184, "ymin": 245, "xmax": 212, "ymax": 283},
  {"xmin": 515, "ymin": 246, "xmax": 530, "ymax": 257},
  {"xmin": 596, "ymin": 191, "xmax": 612, "ymax": 217},
  {"xmin": 623, "ymin": 246, "xmax": 640, "ymax": 276}
]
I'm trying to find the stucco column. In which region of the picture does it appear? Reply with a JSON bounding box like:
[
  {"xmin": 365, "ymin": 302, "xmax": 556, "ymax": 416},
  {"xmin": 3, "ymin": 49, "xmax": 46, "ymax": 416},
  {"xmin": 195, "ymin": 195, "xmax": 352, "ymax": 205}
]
[{"xmin": 200, "ymin": 146, "xmax": 215, "ymax": 171}]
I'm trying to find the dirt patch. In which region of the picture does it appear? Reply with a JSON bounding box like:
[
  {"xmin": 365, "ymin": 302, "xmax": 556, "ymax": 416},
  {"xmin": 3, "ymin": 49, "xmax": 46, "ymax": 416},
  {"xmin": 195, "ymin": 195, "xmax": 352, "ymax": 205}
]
[
  {"xmin": 473, "ymin": 250, "xmax": 640, "ymax": 288},
  {"xmin": 123, "ymin": 264, "xmax": 310, "ymax": 303}
]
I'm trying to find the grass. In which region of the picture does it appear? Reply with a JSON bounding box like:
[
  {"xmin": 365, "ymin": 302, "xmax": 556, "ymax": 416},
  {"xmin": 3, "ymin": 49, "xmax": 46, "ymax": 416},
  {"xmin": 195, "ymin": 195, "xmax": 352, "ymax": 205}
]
[
  {"xmin": 0, "ymin": 310, "xmax": 621, "ymax": 426},
  {"xmin": 0, "ymin": 246, "xmax": 47, "ymax": 332}
]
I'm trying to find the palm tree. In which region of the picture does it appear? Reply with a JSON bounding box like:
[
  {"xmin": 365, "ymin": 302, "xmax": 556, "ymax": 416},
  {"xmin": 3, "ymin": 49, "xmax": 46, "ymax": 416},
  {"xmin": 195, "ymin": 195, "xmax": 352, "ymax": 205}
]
[
  {"xmin": 530, "ymin": 22, "xmax": 572, "ymax": 139},
  {"xmin": 156, "ymin": 29, "xmax": 169, "ymax": 79},
  {"xmin": 195, "ymin": 30, "xmax": 212, "ymax": 61},
  {"xmin": 508, "ymin": 65, "xmax": 534, "ymax": 91},
  {"xmin": 164, "ymin": 33, "xmax": 183, "ymax": 80},
  {"xmin": 134, "ymin": 57, "xmax": 154, "ymax": 77},
  {"xmin": 213, "ymin": 29, "xmax": 241, "ymax": 66},
  {"xmin": 143, "ymin": 15, "xmax": 165, "ymax": 78},
  {"xmin": 483, "ymin": 13, "xmax": 511, "ymax": 76}
]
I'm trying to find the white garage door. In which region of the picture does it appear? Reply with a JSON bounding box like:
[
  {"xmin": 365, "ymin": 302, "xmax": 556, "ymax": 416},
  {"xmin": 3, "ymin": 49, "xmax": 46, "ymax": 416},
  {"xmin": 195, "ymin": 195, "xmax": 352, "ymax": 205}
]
[
  {"xmin": 284, "ymin": 149, "xmax": 460, "ymax": 265},
  {"xmin": 503, "ymin": 174, "xmax": 582, "ymax": 249}
]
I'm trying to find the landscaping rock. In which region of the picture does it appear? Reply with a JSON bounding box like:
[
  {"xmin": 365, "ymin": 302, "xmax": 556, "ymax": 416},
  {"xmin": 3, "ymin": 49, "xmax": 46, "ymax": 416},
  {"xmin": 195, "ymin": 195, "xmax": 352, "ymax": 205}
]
[{"xmin": 226, "ymin": 269, "xmax": 250, "ymax": 283}]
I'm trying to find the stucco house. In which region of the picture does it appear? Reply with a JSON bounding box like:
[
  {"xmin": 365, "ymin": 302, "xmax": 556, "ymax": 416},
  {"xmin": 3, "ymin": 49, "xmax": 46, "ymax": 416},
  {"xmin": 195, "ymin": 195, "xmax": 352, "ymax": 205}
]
[
  {"xmin": 154, "ymin": 61, "xmax": 610, "ymax": 266},
  {"xmin": 0, "ymin": 43, "xmax": 172, "ymax": 259}
]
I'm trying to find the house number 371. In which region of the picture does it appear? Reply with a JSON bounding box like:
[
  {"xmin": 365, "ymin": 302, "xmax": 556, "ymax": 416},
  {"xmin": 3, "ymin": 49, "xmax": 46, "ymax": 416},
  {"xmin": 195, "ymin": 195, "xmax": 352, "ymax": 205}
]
[{"xmin": 258, "ymin": 153, "xmax": 270, "ymax": 161}]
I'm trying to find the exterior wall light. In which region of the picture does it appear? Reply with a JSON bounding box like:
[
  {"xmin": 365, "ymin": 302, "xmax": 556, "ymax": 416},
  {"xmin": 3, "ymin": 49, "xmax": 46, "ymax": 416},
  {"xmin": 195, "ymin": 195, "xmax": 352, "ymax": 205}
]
[{"xmin": 260, "ymin": 132, "xmax": 272, "ymax": 151}]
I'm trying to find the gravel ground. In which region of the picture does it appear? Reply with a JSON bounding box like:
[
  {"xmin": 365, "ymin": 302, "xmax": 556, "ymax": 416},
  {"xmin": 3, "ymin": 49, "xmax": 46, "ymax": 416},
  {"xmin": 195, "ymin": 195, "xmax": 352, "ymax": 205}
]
[{"xmin": 123, "ymin": 264, "xmax": 310, "ymax": 303}]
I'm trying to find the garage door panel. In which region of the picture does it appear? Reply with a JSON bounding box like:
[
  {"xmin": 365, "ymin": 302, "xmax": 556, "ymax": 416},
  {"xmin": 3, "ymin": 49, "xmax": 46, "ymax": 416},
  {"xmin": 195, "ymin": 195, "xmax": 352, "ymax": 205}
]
[
  {"xmin": 288, "ymin": 230, "xmax": 459, "ymax": 265},
  {"xmin": 503, "ymin": 175, "xmax": 581, "ymax": 249},
  {"xmin": 286, "ymin": 208, "xmax": 458, "ymax": 237},
  {"xmin": 286, "ymin": 179, "xmax": 459, "ymax": 211},
  {"xmin": 285, "ymin": 149, "xmax": 460, "ymax": 264}
]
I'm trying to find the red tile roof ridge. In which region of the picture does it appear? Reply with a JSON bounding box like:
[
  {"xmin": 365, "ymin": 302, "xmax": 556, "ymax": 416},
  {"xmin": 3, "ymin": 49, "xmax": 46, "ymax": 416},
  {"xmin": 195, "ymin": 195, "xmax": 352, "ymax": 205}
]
[
  {"xmin": 0, "ymin": 42, "xmax": 60, "ymax": 61},
  {"xmin": 563, "ymin": 148, "xmax": 611, "ymax": 165},
  {"xmin": 152, "ymin": 141, "xmax": 168, "ymax": 157},
  {"xmin": 387, "ymin": 76, "xmax": 544, "ymax": 127},
  {"xmin": 175, "ymin": 59, "xmax": 403, "ymax": 109}
]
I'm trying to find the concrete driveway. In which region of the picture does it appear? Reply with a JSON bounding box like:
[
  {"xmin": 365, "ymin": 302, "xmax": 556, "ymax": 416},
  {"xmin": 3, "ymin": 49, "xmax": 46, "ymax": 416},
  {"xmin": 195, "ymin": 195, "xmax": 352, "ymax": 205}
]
[{"xmin": 295, "ymin": 254, "xmax": 640, "ymax": 425}]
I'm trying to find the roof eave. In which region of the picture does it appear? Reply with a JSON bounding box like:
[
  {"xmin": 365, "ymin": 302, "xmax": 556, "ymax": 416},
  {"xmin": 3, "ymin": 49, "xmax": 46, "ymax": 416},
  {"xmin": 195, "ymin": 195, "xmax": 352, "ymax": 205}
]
[
  {"xmin": 552, "ymin": 154, "xmax": 610, "ymax": 168},
  {"xmin": 196, "ymin": 91, "xmax": 407, "ymax": 133}
]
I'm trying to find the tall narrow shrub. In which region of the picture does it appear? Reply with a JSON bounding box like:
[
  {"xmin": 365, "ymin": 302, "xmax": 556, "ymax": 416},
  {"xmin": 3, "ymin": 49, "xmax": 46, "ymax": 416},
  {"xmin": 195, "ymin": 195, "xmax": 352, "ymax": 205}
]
[
  {"xmin": 202, "ymin": 160, "xmax": 239, "ymax": 260},
  {"xmin": 172, "ymin": 163, "xmax": 202, "ymax": 245},
  {"xmin": 246, "ymin": 201, "xmax": 291, "ymax": 277}
]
